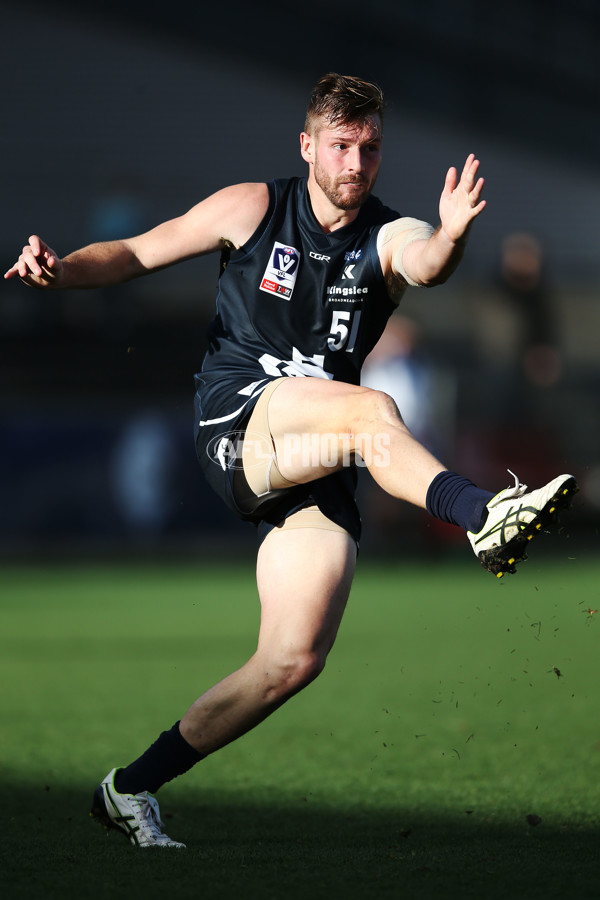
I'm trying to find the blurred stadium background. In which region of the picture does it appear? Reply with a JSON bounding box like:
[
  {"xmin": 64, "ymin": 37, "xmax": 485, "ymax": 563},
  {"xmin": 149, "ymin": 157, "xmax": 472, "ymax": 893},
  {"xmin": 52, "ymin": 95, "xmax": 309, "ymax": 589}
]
[{"xmin": 1, "ymin": 0, "xmax": 598, "ymax": 560}]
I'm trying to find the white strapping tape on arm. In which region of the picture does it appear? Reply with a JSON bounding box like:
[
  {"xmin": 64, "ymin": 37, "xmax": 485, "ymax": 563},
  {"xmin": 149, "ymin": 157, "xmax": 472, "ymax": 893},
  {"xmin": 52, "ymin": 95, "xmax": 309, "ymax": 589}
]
[{"xmin": 377, "ymin": 217, "xmax": 435, "ymax": 287}]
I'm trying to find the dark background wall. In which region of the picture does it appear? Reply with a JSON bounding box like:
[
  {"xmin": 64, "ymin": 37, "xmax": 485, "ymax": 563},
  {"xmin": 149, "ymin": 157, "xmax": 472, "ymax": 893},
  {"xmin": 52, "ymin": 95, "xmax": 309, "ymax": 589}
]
[{"xmin": 1, "ymin": 1, "xmax": 598, "ymax": 556}]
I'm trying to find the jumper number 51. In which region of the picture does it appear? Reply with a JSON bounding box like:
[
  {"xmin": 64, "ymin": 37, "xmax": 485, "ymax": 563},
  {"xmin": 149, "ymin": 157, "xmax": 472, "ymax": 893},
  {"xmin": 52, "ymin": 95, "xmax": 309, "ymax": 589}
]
[{"xmin": 327, "ymin": 310, "xmax": 362, "ymax": 352}]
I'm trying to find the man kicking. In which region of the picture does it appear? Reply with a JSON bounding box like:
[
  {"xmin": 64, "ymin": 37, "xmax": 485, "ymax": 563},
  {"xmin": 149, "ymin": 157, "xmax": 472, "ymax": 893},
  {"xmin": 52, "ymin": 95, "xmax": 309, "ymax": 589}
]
[{"xmin": 5, "ymin": 73, "xmax": 577, "ymax": 847}]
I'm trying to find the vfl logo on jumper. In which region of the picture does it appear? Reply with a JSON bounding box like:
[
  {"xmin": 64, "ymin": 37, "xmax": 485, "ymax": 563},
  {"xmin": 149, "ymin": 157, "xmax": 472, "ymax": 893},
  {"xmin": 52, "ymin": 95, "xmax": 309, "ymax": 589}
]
[{"xmin": 260, "ymin": 242, "xmax": 300, "ymax": 300}]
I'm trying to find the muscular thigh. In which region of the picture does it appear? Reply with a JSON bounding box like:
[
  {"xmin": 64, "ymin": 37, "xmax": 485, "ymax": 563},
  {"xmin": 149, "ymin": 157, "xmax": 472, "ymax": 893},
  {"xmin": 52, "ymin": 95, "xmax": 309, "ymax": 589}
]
[
  {"xmin": 239, "ymin": 376, "xmax": 362, "ymax": 491},
  {"xmin": 243, "ymin": 376, "xmax": 388, "ymax": 489},
  {"xmin": 267, "ymin": 376, "xmax": 374, "ymax": 441},
  {"xmin": 235, "ymin": 377, "xmax": 363, "ymax": 546},
  {"xmin": 256, "ymin": 521, "xmax": 357, "ymax": 658}
]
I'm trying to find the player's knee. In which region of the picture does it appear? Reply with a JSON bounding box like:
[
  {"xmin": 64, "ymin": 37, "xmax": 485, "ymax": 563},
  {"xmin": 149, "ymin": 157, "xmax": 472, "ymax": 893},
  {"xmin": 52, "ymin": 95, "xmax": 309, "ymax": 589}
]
[
  {"xmin": 267, "ymin": 648, "xmax": 326, "ymax": 702},
  {"xmin": 353, "ymin": 388, "xmax": 403, "ymax": 431},
  {"xmin": 284, "ymin": 648, "xmax": 326, "ymax": 693}
]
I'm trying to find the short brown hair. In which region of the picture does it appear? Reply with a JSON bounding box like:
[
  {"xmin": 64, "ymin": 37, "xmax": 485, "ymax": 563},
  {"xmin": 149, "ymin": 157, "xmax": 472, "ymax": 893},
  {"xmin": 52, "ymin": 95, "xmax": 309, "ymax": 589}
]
[{"xmin": 304, "ymin": 73, "xmax": 384, "ymax": 134}]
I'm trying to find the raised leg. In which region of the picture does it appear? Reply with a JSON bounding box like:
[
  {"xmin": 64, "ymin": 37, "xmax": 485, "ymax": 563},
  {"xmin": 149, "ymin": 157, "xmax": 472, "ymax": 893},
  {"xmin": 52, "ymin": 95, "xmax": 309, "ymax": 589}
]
[{"xmin": 265, "ymin": 376, "xmax": 446, "ymax": 509}]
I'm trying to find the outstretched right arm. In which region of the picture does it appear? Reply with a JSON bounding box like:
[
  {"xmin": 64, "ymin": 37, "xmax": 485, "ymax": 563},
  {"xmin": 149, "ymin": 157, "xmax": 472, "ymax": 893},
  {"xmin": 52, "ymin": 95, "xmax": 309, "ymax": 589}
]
[
  {"xmin": 3, "ymin": 234, "xmax": 141, "ymax": 289},
  {"xmin": 4, "ymin": 183, "xmax": 270, "ymax": 290}
]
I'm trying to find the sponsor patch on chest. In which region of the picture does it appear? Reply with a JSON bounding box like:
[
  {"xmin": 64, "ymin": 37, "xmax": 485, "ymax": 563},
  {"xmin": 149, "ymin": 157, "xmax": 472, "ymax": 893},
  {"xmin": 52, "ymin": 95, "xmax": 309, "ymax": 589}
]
[{"xmin": 260, "ymin": 242, "xmax": 301, "ymax": 300}]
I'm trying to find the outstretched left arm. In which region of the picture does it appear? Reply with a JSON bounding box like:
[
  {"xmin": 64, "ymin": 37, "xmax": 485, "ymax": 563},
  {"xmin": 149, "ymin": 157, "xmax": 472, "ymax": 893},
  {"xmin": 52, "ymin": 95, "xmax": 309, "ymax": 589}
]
[{"xmin": 398, "ymin": 153, "xmax": 486, "ymax": 286}]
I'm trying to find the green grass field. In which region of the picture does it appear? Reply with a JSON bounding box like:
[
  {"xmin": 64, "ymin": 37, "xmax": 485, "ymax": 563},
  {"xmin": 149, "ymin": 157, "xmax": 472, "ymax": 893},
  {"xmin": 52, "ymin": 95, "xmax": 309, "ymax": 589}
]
[{"xmin": 1, "ymin": 550, "xmax": 599, "ymax": 899}]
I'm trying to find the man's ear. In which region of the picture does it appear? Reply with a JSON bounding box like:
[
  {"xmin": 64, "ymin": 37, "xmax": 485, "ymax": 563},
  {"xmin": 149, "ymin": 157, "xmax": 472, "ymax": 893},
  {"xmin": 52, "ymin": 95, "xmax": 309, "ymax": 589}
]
[{"xmin": 300, "ymin": 131, "xmax": 314, "ymax": 165}]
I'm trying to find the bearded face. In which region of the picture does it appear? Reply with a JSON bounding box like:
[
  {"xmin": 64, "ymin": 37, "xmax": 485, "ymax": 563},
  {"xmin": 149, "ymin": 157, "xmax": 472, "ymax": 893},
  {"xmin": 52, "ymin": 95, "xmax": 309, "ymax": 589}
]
[
  {"xmin": 308, "ymin": 115, "xmax": 382, "ymax": 211},
  {"xmin": 313, "ymin": 155, "xmax": 376, "ymax": 210}
]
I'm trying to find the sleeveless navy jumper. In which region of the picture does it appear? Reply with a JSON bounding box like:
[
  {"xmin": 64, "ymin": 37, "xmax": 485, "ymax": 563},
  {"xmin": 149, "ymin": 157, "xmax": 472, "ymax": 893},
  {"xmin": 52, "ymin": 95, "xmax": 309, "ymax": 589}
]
[{"xmin": 194, "ymin": 176, "xmax": 401, "ymax": 544}]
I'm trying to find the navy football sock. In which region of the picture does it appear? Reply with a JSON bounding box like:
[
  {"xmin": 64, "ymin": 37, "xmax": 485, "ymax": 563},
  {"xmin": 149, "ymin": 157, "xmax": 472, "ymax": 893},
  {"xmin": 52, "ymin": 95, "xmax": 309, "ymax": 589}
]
[
  {"xmin": 114, "ymin": 722, "xmax": 205, "ymax": 795},
  {"xmin": 426, "ymin": 471, "xmax": 494, "ymax": 534}
]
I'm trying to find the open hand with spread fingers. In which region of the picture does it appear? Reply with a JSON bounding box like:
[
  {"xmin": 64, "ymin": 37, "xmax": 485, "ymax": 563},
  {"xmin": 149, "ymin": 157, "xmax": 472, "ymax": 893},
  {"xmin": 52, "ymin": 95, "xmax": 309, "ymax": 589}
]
[
  {"xmin": 4, "ymin": 234, "xmax": 63, "ymax": 288},
  {"xmin": 439, "ymin": 153, "xmax": 486, "ymax": 244}
]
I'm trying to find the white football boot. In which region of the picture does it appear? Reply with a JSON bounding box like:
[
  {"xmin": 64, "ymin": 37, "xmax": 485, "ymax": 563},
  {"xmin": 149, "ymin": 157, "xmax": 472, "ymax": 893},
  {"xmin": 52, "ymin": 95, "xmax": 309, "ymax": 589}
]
[
  {"xmin": 90, "ymin": 768, "xmax": 186, "ymax": 848},
  {"xmin": 468, "ymin": 471, "xmax": 578, "ymax": 578}
]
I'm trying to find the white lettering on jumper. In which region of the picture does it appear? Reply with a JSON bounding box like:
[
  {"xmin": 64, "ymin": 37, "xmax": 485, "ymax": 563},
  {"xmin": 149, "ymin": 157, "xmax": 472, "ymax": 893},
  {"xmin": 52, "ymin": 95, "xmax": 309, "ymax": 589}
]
[
  {"xmin": 259, "ymin": 347, "xmax": 334, "ymax": 380},
  {"xmin": 327, "ymin": 285, "xmax": 369, "ymax": 299}
]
